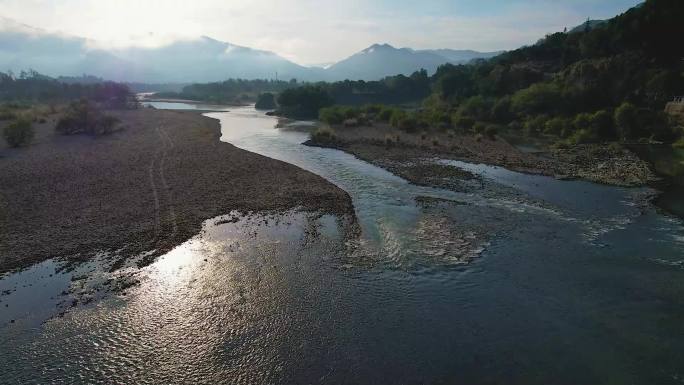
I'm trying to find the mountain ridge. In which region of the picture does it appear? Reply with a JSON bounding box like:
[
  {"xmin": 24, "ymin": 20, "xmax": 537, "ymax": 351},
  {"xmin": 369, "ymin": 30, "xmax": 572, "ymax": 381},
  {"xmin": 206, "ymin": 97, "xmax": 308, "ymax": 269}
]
[{"xmin": 0, "ymin": 17, "xmax": 501, "ymax": 83}]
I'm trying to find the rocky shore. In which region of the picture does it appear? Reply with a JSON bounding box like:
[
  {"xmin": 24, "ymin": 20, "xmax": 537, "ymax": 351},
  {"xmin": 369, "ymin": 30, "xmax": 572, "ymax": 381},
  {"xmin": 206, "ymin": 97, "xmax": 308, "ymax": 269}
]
[{"xmin": 0, "ymin": 109, "xmax": 354, "ymax": 274}]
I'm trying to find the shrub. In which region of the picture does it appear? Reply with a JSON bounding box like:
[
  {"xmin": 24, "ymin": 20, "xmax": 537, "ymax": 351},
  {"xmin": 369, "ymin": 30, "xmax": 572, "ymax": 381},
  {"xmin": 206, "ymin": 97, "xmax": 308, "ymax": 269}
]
[
  {"xmin": 398, "ymin": 116, "xmax": 418, "ymax": 133},
  {"xmin": 319, "ymin": 106, "xmax": 345, "ymax": 125},
  {"xmin": 389, "ymin": 110, "xmax": 406, "ymax": 127},
  {"xmin": 544, "ymin": 117, "xmax": 571, "ymax": 136},
  {"xmin": 524, "ymin": 115, "xmax": 548, "ymax": 136},
  {"xmin": 573, "ymin": 113, "xmax": 593, "ymax": 131},
  {"xmin": 377, "ymin": 106, "xmax": 395, "ymax": 122},
  {"xmin": 311, "ymin": 127, "xmax": 336, "ymax": 143},
  {"xmin": 3, "ymin": 118, "xmax": 34, "ymax": 147},
  {"xmin": 56, "ymin": 99, "xmax": 120, "ymax": 136},
  {"xmin": 96, "ymin": 115, "xmax": 121, "ymax": 135}
]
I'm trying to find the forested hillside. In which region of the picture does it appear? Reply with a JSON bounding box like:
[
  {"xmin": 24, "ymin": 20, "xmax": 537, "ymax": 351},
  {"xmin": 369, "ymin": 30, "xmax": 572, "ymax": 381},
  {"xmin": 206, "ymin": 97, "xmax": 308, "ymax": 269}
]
[
  {"xmin": 278, "ymin": 0, "xmax": 684, "ymax": 146},
  {"xmin": 421, "ymin": 0, "xmax": 684, "ymax": 144}
]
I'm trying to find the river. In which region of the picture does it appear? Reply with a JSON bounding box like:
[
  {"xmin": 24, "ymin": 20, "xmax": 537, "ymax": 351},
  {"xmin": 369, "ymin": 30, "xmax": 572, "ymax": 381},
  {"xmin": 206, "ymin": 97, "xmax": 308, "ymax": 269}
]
[{"xmin": 1, "ymin": 105, "xmax": 683, "ymax": 385}]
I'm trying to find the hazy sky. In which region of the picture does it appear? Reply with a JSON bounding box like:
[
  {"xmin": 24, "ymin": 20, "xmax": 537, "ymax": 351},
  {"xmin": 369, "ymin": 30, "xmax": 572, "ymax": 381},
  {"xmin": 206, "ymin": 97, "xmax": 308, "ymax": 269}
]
[{"xmin": 0, "ymin": 0, "xmax": 641, "ymax": 65}]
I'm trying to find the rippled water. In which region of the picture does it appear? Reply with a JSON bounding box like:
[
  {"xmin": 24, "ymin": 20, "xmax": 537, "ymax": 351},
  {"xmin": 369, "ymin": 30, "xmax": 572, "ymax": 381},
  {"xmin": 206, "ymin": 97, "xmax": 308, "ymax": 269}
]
[{"xmin": 2, "ymin": 105, "xmax": 684, "ymax": 384}]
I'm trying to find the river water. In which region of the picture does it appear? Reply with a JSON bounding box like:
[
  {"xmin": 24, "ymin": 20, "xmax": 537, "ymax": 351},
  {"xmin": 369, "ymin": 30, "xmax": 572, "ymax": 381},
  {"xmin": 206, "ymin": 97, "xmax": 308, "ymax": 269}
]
[{"xmin": 1, "ymin": 105, "xmax": 683, "ymax": 384}]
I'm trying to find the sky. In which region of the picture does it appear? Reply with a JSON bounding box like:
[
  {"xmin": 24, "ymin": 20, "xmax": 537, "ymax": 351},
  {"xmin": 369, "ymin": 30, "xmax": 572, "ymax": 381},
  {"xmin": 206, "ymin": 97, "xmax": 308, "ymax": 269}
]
[{"xmin": 0, "ymin": 0, "xmax": 642, "ymax": 65}]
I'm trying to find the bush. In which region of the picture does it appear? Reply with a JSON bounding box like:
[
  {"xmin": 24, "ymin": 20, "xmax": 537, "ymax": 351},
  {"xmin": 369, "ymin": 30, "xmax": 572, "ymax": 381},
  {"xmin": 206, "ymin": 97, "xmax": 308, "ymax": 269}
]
[
  {"xmin": 398, "ymin": 116, "xmax": 418, "ymax": 133},
  {"xmin": 3, "ymin": 118, "xmax": 34, "ymax": 147},
  {"xmin": 544, "ymin": 117, "xmax": 571, "ymax": 136},
  {"xmin": 389, "ymin": 109, "xmax": 407, "ymax": 128},
  {"xmin": 311, "ymin": 127, "xmax": 337, "ymax": 143},
  {"xmin": 319, "ymin": 106, "xmax": 345, "ymax": 125},
  {"xmin": 572, "ymin": 113, "xmax": 593, "ymax": 131},
  {"xmin": 56, "ymin": 99, "xmax": 120, "ymax": 136},
  {"xmin": 524, "ymin": 115, "xmax": 548, "ymax": 136},
  {"xmin": 377, "ymin": 106, "xmax": 395, "ymax": 122}
]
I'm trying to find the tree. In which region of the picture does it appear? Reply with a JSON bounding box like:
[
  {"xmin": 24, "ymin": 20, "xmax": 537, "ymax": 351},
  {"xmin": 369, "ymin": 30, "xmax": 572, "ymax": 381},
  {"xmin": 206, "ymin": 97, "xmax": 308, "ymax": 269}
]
[
  {"xmin": 255, "ymin": 93, "xmax": 277, "ymax": 110},
  {"xmin": 458, "ymin": 95, "xmax": 491, "ymax": 120},
  {"xmin": 277, "ymin": 86, "xmax": 333, "ymax": 119},
  {"xmin": 491, "ymin": 96, "xmax": 514, "ymax": 123},
  {"xmin": 3, "ymin": 118, "xmax": 34, "ymax": 147},
  {"xmin": 511, "ymin": 83, "xmax": 562, "ymax": 116}
]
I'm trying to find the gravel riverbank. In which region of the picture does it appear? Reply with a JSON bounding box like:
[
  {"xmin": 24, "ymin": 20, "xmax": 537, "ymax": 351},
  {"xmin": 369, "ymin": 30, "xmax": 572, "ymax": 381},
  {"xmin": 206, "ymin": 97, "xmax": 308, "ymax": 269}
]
[{"xmin": 0, "ymin": 109, "xmax": 354, "ymax": 274}]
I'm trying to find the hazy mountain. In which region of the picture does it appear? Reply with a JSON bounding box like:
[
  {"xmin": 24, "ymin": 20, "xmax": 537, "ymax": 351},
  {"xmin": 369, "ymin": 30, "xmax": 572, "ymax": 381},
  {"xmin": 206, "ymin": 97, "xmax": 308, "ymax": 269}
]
[
  {"xmin": 0, "ymin": 17, "xmax": 316, "ymax": 83},
  {"xmin": 0, "ymin": 17, "xmax": 144, "ymax": 80},
  {"xmin": 325, "ymin": 44, "xmax": 503, "ymax": 81},
  {"xmin": 0, "ymin": 17, "xmax": 502, "ymax": 83}
]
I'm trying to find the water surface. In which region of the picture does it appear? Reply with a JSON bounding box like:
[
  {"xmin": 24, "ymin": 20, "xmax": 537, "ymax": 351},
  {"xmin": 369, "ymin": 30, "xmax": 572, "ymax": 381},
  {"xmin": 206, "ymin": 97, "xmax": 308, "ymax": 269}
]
[{"xmin": 2, "ymin": 105, "xmax": 683, "ymax": 385}]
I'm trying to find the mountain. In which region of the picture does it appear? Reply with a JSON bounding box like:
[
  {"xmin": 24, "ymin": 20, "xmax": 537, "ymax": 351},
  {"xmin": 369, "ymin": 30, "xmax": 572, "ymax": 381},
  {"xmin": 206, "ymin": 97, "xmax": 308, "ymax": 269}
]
[
  {"xmin": 0, "ymin": 17, "xmax": 317, "ymax": 83},
  {"xmin": 0, "ymin": 17, "xmax": 501, "ymax": 83},
  {"xmin": 110, "ymin": 36, "xmax": 319, "ymax": 83},
  {"xmin": 325, "ymin": 43, "xmax": 501, "ymax": 81},
  {"xmin": 0, "ymin": 17, "xmax": 146, "ymax": 80}
]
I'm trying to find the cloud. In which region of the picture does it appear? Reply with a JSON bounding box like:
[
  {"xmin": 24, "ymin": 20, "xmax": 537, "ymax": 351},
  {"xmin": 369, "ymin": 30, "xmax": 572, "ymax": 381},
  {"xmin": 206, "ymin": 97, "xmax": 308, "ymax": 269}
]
[{"xmin": 0, "ymin": 0, "xmax": 640, "ymax": 65}]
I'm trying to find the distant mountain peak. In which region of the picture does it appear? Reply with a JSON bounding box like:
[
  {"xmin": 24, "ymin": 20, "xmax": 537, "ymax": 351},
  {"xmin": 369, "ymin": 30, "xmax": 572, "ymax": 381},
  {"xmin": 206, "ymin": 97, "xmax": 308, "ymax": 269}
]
[{"xmin": 361, "ymin": 43, "xmax": 396, "ymax": 54}]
